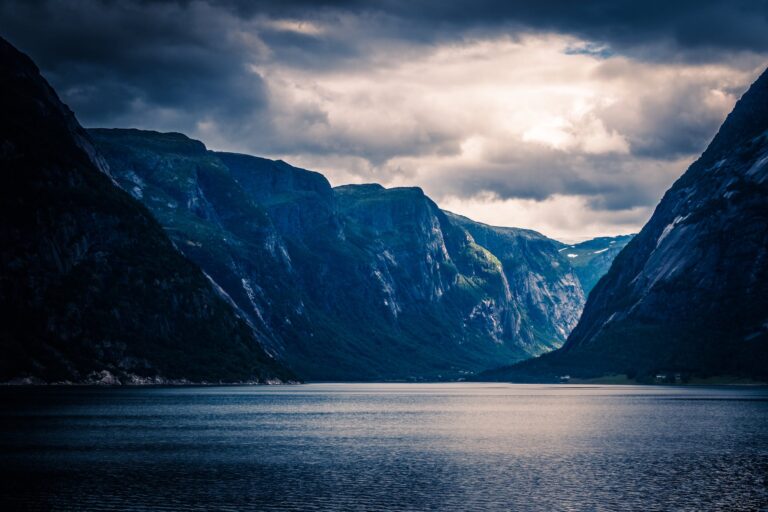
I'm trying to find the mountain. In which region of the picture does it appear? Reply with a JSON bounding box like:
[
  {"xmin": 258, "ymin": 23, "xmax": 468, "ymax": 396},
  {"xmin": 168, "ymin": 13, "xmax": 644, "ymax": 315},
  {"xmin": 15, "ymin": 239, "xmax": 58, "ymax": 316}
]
[
  {"xmin": 482, "ymin": 67, "xmax": 768, "ymax": 382},
  {"xmin": 0, "ymin": 36, "xmax": 632, "ymax": 384},
  {"xmin": 445, "ymin": 213, "xmax": 584, "ymax": 346},
  {"xmin": 90, "ymin": 130, "xmax": 595, "ymax": 380},
  {"xmin": 557, "ymin": 235, "xmax": 634, "ymax": 295},
  {"xmin": 0, "ymin": 37, "xmax": 293, "ymax": 384}
]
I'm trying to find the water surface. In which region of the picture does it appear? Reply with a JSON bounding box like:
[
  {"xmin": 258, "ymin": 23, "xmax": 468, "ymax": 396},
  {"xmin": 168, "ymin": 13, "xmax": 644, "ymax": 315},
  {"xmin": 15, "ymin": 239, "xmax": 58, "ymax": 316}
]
[{"xmin": 1, "ymin": 383, "xmax": 767, "ymax": 511}]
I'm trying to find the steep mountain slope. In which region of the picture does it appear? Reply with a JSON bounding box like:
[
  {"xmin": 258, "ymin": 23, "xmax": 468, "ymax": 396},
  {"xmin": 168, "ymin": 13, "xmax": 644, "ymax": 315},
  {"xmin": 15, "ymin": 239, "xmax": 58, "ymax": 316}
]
[
  {"xmin": 330, "ymin": 184, "xmax": 527, "ymax": 373},
  {"xmin": 91, "ymin": 129, "xmax": 594, "ymax": 380},
  {"xmin": 0, "ymin": 38, "xmax": 293, "ymax": 384},
  {"xmin": 445, "ymin": 213, "xmax": 584, "ymax": 349},
  {"xmin": 483, "ymin": 67, "xmax": 768, "ymax": 382},
  {"xmin": 87, "ymin": 129, "xmax": 301, "ymax": 358},
  {"xmin": 216, "ymin": 152, "xmax": 341, "ymax": 242},
  {"xmin": 558, "ymin": 235, "xmax": 634, "ymax": 295}
]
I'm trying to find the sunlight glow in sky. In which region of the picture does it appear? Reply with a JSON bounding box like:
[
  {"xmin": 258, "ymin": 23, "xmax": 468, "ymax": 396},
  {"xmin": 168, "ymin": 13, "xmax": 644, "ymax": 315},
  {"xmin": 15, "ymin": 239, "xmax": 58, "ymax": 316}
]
[{"xmin": 2, "ymin": 0, "xmax": 766, "ymax": 240}]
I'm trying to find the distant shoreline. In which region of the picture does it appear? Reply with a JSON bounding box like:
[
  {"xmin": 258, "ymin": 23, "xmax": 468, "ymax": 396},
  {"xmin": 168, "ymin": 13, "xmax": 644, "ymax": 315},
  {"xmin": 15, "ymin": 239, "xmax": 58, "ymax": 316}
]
[
  {"xmin": 4, "ymin": 378, "xmax": 765, "ymax": 387},
  {"xmin": 559, "ymin": 375, "xmax": 768, "ymax": 386},
  {"xmin": 1, "ymin": 372, "xmax": 302, "ymax": 386}
]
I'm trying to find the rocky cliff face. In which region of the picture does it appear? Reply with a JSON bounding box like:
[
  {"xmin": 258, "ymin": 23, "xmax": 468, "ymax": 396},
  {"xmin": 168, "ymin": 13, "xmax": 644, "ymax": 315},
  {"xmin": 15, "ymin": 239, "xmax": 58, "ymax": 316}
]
[
  {"xmin": 334, "ymin": 184, "xmax": 516, "ymax": 348},
  {"xmin": 216, "ymin": 152, "xmax": 341, "ymax": 241},
  {"xmin": 87, "ymin": 129, "xmax": 301, "ymax": 358},
  {"xmin": 445, "ymin": 213, "xmax": 585, "ymax": 351},
  {"xmin": 0, "ymin": 38, "xmax": 293, "ymax": 384},
  {"xmin": 91, "ymin": 129, "xmax": 608, "ymax": 380},
  {"xmin": 483, "ymin": 67, "xmax": 768, "ymax": 382}
]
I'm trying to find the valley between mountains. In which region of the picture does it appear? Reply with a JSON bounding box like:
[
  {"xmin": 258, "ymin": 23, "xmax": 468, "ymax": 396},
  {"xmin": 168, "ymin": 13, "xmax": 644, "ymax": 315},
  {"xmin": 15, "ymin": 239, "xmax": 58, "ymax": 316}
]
[
  {"xmin": 2, "ymin": 35, "xmax": 766, "ymax": 384},
  {"xmin": 88, "ymin": 128, "xmax": 629, "ymax": 381}
]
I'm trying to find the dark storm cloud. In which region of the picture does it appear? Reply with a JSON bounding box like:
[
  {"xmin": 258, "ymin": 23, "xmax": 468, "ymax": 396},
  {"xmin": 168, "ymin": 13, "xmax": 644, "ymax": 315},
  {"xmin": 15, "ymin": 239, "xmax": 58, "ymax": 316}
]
[
  {"xmin": 204, "ymin": 0, "xmax": 768, "ymax": 60},
  {"xmin": 0, "ymin": 0, "xmax": 269, "ymax": 127},
  {"xmin": 0, "ymin": 0, "xmax": 761, "ymax": 129}
]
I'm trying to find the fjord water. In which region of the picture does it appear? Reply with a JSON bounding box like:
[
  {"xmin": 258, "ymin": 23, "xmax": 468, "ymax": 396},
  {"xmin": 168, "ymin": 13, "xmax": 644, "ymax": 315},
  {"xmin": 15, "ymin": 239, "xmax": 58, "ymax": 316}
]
[{"xmin": 1, "ymin": 384, "xmax": 767, "ymax": 511}]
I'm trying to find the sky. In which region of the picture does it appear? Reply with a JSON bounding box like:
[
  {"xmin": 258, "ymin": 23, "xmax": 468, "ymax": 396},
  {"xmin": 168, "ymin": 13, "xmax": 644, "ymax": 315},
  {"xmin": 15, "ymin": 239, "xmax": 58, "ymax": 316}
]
[{"xmin": 1, "ymin": 1, "xmax": 767, "ymax": 241}]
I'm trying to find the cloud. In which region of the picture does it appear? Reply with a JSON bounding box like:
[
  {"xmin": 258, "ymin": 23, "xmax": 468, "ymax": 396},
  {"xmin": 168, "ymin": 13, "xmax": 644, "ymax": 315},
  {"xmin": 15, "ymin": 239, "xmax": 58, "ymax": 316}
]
[
  {"xmin": 0, "ymin": 0, "xmax": 766, "ymax": 239},
  {"xmin": 209, "ymin": 0, "xmax": 768, "ymax": 62},
  {"xmin": 439, "ymin": 195, "xmax": 647, "ymax": 243},
  {"xmin": 250, "ymin": 38, "xmax": 761, "ymax": 216},
  {"xmin": 0, "ymin": 0, "xmax": 270, "ymax": 129}
]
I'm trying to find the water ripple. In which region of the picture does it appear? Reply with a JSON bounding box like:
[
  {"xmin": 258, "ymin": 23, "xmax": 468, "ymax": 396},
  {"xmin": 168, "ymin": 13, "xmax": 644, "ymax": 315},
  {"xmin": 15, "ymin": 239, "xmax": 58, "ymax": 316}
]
[{"xmin": 1, "ymin": 384, "xmax": 767, "ymax": 511}]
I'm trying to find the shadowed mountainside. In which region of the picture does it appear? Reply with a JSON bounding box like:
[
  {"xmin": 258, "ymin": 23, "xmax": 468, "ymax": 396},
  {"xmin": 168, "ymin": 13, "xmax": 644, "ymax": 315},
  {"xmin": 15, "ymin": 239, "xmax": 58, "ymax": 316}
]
[{"xmin": 0, "ymin": 37, "xmax": 294, "ymax": 384}]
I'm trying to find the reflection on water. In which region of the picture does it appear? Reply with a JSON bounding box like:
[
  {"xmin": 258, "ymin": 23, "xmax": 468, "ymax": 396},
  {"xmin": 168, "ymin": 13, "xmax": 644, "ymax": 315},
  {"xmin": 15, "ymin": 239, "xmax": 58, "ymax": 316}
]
[{"xmin": 1, "ymin": 384, "xmax": 767, "ymax": 511}]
